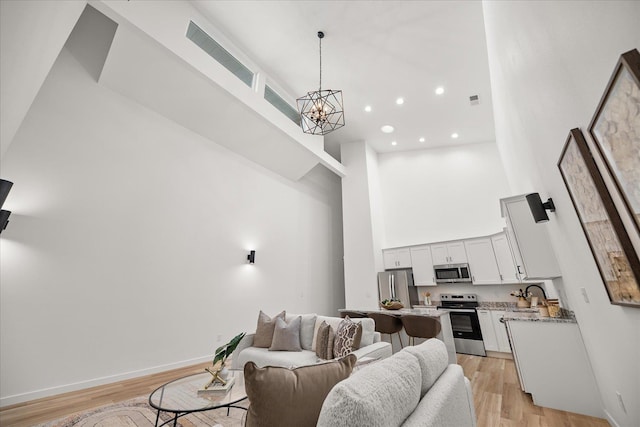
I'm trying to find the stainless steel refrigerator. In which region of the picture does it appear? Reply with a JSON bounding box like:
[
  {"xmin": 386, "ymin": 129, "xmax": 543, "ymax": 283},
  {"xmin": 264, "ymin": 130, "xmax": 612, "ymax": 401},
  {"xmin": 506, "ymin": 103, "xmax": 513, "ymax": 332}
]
[{"xmin": 377, "ymin": 269, "xmax": 419, "ymax": 308}]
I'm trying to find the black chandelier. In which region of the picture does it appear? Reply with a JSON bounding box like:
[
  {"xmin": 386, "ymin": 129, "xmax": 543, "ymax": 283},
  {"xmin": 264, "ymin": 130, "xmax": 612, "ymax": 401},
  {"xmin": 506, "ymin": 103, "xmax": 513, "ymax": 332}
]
[{"xmin": 296, "ymin": 31, "xmax": 345, "ymax": 136}]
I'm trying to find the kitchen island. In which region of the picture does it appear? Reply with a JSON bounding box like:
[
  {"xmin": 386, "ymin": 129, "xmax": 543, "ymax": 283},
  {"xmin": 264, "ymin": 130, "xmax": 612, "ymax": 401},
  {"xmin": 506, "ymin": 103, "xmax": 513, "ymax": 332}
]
[
  {"xmin": 339, "ymin": 308, "xmax": 456, "ymax": 364},
  {"xmin": 501, "ymin": 309, "xmax": 600, "ymax": 418}
]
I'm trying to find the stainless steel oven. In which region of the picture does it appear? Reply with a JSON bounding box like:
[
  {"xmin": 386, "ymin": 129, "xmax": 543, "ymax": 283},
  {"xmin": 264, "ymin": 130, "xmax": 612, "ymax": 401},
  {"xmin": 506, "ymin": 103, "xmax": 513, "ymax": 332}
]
[{"xmin": 438, "ymin": 293, "xmax": 486, "ymax": 356}]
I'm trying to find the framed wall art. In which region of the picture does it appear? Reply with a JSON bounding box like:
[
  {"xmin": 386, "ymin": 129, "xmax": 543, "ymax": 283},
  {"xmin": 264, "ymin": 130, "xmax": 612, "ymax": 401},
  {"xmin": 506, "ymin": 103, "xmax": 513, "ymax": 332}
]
[
  {"xmin": 558, "ymin": 128, "xmax": 640, "ymax": 307},
  {"xmin": 588, "ymin": 48, "xmax": 640, "ymax": 234}
]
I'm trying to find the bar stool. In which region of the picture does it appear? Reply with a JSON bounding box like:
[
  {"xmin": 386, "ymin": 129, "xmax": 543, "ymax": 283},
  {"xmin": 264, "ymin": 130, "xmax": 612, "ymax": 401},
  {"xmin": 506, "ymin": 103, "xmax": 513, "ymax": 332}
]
[
  {"xmin": 400, "ymin": 315, "xmax": 441, "ymax": 346},
  {"xmin": 340, "ymin": 310, "xmax": 367, "ymax": 319},
  {"xmin": 367, "ymin": 312, "xmax": 404, "ymax": 348}
]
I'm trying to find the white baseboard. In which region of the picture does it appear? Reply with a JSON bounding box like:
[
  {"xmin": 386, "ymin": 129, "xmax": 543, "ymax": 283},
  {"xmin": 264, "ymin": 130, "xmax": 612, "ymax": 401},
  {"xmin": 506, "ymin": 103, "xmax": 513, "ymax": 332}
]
[
  {"xmin": 603, "ymin": 409, "xmax": 621, "ymax": 427},
  {"xmin": 0, "ymin": 355, "xmax": 211, "ymax": 408}
]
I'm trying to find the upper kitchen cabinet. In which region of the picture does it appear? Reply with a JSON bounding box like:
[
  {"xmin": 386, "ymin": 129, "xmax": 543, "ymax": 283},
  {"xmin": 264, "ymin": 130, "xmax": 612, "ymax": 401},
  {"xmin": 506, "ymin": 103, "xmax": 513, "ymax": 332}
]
[
  {"xmin": 491, "ymin": 231, "xmax": 520, "ymax": 283},
  {"xmin": 501, "ymin": 195, "xmax": 562, "ymax": 279},
  {"xmin": 383, "ymin": 248, "xmax": 412, "ymax": 270},
  {"xmin": 410, "ymin": 245, "xmax": 436, "ymax": 286},
  {"xmin": 464, "ymin": 237, "xmax": 501, "ymax": 285},
  {"xmin": 431, "ymin": 241, "xmax": 468, "ymax": 265}
]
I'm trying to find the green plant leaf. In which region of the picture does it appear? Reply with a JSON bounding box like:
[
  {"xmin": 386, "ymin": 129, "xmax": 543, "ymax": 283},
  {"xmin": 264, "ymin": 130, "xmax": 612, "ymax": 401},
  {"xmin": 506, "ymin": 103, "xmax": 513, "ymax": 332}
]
[{"xmin": 212, "ymin": 332, "xmax": 246, "ymax": 365}]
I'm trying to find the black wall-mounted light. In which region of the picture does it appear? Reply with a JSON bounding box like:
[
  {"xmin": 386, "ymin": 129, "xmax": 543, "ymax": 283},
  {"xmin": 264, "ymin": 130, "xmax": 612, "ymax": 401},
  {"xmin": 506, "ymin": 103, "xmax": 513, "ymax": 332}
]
[
  {"xmin": 0, "ymin": 210, "xmax": 10, "ymax": 232},
  {"xmin": 0, "ymin": 179, "xmax": 12, "ymax": 207},
  {"xmin": 247, "ymin": 250, "xmax": 256, "ymax": 264},
  {"xmin": 0, "ymin": 179, "xmax": 13, "ymax": 234},
  {"xmin": 526, "ymin": 193, "xmax": 556, "ymax": 223}
]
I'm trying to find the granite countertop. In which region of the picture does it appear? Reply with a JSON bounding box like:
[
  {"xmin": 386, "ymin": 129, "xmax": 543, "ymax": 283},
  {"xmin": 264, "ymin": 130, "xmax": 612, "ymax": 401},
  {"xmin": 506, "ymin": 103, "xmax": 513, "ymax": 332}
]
[
  {"xmin": 476, "ymin": 301, "xmax": 576, "ymax": 323},
  {"xmin": 501, "ymin": 309, "xmax": 576, "ymax": 323},
  {"xmin": 340, "ymin": 308, "xmax": 448, "ymax": 318},
  {"xmin": 470, "ymin": 301, "xmax": 576, "ymax": 323}
]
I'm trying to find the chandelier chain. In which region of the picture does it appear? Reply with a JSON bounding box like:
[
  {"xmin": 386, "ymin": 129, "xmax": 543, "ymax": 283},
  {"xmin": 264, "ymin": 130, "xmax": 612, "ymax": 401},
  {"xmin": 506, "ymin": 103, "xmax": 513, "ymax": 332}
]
[{"xmin": 318, "ymin": 35, "xmax": 322, "ymax": 92}]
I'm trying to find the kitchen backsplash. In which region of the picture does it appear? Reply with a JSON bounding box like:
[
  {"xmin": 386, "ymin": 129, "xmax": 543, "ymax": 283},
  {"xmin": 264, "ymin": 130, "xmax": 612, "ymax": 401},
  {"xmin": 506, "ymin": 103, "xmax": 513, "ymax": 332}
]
[{"xmin": 416, "ymin": 281, "xmax": 562, "ymax": 306}]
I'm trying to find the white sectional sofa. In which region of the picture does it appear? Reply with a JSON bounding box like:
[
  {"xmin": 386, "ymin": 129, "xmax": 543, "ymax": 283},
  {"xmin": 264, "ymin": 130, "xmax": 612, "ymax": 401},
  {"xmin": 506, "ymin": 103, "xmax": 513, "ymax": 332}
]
[
  {"xmin": 317, "ymin": 338, "xmax": 477, "ymax": 427},
  {"xmin": 231, "ymin": 313, "xmax": 392, "ymax": 370}
]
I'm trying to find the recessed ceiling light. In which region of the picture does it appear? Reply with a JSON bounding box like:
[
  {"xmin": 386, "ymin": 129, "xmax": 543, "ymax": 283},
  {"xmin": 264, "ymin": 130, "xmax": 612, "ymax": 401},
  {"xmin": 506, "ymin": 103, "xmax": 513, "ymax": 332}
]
[
  {"xmin": 419, "ymin": 137, "xmax": 425, "ymax": 143},
  {"xmin": 396, "ymin": 97, "xmax": 404, "ymax": 105},
  {"xmin": 364, "ymin": 105, "xmax": 372, "ymax": 112},
  {"xmin": 381, "ymin": 125, "xmax": 395, "ymax": 133},
  {"xmin": 435, "ymin": 87, "xmax": 445, "ymax": 95},
  {"xmin": 451, "ymin": 133, "xmax": 459, "ymax": 139},
  {"xmin": 391, "ymin": 141, "xmax": 397, "ymax": 146}
]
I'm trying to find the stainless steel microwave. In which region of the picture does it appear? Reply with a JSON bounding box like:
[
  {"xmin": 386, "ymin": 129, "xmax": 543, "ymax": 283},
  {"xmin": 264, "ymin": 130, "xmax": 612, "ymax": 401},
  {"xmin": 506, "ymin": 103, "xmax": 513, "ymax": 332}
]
[{"xmin": 434, "ymin": 263, "xmax": 472, "ymax": 283}]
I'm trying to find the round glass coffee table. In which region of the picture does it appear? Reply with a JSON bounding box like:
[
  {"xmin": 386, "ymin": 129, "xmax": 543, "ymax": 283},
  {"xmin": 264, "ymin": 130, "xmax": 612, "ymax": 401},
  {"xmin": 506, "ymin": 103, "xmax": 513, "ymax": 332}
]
[{"xmin": 149, "ymin": 370, "xmax": 247, "ymax": 427}]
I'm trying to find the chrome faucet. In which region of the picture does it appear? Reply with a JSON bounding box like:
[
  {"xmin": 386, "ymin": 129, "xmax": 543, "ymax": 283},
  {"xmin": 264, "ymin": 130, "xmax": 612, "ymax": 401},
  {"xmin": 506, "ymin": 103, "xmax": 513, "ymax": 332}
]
[{"xmin": 525, "ymin": 284, "xmax": 548, "ymax": 300}]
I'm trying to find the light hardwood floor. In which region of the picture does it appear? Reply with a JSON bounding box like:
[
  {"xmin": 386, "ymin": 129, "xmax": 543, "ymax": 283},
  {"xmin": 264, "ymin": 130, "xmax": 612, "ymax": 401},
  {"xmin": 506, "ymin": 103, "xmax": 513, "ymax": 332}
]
[
  {"xmin": 1, "ymin": 356, "xmax": 610, "ymax": 427},
  {"xmin": 457, "ymin": 354, "xmax": 610, "ymax": 427},
  {"xmin": 0, "ymin": 362, "xmax": 210, "ymax": 427}
]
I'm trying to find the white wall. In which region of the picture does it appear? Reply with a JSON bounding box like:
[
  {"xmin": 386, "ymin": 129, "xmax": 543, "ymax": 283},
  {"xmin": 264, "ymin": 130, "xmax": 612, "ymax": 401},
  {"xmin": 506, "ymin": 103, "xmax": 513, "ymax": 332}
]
[
  {"xmin": 0, "ymin": 0, "xmax": 86, "ymax": 156},
  {"xmin": 483, "ymin": 1, "xmax": 640, "ymax": 425},
  {"xmin": 378, "ymin": 142, "xmax": 512, "ymax": 247},
  {"xmin": 0, "ymin": 43, "xmax": 344, "ymax": 405}
]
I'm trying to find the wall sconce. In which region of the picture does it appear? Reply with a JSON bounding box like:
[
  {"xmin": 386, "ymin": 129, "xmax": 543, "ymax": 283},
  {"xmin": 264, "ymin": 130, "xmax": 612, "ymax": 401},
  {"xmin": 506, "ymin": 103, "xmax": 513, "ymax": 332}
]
[
  {"xmin": 526, "ymin": 193, "xmax": 555, "ymax": 223},
  {"xmin": 0, "ymin": 210, "xmax": 10, "ymax": 232},
  {"xmin": 247, "ymin": 250, "xmax": 256, "ymax": 264},
  {"xmin": 0, "ymin": 179, "xmax": 13, "ymax": 234}
]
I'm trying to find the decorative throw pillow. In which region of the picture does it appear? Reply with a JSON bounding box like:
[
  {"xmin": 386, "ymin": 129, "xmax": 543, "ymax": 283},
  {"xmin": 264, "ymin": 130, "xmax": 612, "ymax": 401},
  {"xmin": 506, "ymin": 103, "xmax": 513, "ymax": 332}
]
[
  {"xmin": 253, "ymin": 310, "xmax": 286, "ymax": 348},
  {"xmin": 315, "ymin": 321, "xmax": 335, "ymax": 360},
  {"xmin": 333, "ymin": 316, "xmax": 362, "ymax": 358},
  {"xmin": 269, "ymin": 316, "xmax": 302, "ymax": 351},
  {"xmin": 244, "ymin": 354, "xmax": 357, "ymax": 427}
]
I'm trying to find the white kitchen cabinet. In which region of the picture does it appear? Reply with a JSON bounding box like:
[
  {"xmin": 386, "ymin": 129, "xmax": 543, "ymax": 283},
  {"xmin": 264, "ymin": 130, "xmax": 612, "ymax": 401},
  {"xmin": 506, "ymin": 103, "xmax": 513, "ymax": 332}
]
[
  {"xmin": 464, "ymin": 238, "xmax": 501, "ymax": 284},
  {"xmin": 491, "ymin": 231, "xmax": 520, "ymax": 283},
  {"xmin": 506, "ymin": 320, "xmax": 601, "ymax": 417},
  {"xmin": 477, "ymin": 310, "xmax": 498, "ymax": 351},
  {"xmin": 410, "ymin": 245, "xmax": 436, "ymax": 286},
  {"xmin": 492, "ymin": 311, "xmax": 511, "ymax": 352},
  {"xmin": 383, "ymin": 248, "xmax": 412, "ymax": 269},
  {"xmin": 431, "ymin": 241, "xmax": 467, "ymax": 264},
  {"xmin": 477, "ymin": 309, "xmax": 511, "ymax": 353},
  {"xmin": 501, "ymin": 195, "xmax": 562, "ymax": 279}
]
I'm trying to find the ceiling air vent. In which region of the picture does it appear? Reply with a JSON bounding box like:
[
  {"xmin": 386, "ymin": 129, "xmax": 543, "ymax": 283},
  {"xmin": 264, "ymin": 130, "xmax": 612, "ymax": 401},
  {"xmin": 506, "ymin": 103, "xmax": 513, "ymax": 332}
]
[
  {"xmin": 469, "ymin": 95, "xmax": 480, "ymax": 106},
  {"xmin": 186, "ymin": 21, "xmax": 254, "ymax": 87},
  {"xmin": 264, "ymin": 85, "xmax": 301, "ymax": 126}
]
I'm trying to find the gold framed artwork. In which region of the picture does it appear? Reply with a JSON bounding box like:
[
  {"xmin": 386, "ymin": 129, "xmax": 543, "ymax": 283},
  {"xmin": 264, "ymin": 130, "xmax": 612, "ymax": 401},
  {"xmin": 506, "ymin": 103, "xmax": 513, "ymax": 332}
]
[
  {"xmin": 588, "ymin": 48, "xmax": 640, "ymax": 234},
  {"xmin": 558, "ymin": 128, "xmax": 640, "ymax": 307}
]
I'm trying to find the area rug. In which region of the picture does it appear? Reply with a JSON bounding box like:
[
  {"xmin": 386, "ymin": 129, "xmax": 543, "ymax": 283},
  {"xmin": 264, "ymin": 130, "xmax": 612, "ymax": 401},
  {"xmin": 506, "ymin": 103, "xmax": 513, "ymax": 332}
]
[{"xmin": 35, "ymin": 395, "xmax": 247, "ymax": 427}]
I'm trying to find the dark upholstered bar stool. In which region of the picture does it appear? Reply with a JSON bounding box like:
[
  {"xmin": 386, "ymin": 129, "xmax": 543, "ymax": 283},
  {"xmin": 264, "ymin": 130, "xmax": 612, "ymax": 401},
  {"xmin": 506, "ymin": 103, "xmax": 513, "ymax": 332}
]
[
  {"xmin": 400, "ymin": 315, "xmax": 441, "ymax": 346},
  {"xmin": 340, "ymin": 310, "xmax": 367, "ymax": 318},
  {"xmin": 367, "ymin": 312, "xmax": 404, "ymax": 348}
]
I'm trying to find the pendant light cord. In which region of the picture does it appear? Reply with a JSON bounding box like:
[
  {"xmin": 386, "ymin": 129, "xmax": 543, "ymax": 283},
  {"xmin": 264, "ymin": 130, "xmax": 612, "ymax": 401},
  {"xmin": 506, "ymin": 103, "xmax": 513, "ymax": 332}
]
[{"xmin": 318, "ymin": 31, "xmax": 323, "ymax": 92}]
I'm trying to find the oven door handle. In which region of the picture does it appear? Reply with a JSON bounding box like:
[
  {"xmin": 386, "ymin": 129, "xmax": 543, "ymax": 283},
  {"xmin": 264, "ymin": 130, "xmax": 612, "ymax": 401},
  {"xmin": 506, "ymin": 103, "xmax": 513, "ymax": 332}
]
[{"xmin": 441, "ymin": 308, "xmax": 477, "ymax": 313}]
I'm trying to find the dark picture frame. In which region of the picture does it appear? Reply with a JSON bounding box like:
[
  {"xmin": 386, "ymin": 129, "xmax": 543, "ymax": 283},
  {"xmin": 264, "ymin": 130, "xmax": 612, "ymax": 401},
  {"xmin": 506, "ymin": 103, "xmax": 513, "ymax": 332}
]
[
  {"xmin": 588, "ymin": 48, "xmax": 640, "ymax": 234},
  {"xmin": 558, "ymin": 128, "xmax": 640, "ymax": 307}
]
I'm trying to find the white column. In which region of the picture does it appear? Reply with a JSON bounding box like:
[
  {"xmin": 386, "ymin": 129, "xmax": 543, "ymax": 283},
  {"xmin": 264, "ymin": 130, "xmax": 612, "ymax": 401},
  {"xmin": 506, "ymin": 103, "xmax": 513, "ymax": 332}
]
[{"xmin": 341, "ymin": 141, "xmax": 385, "ymax": 309}]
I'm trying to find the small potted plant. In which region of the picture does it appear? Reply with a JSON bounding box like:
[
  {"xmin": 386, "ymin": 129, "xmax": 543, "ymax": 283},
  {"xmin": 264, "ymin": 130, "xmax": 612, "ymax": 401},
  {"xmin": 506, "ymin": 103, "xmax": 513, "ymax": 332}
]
[
  {"xmin": 422, "ymin": 291, "xmax": 432, "ymax": 306},
  {"xmin": 203, "ymin": 332, "xmax": 246, "ymax": 389},
  {"xmin": 510, "ymin": 289, "xmax": 532, "ymax": 308}
]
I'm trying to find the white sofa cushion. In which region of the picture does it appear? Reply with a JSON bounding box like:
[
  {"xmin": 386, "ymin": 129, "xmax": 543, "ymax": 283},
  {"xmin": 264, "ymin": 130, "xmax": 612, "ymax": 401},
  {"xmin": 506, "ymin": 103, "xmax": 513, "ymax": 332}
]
[
  {"xmin": 235, "ymin": 347, "xmax": 319, "ymax": 369},
  {"xmin": 402, "ymin": 364, "xmax": 476, "ymax": 427},
  {"xmin": 402, "ymin": 338, "xmax": 449, "ymax": 396},
  {"xmin": 317, "ymin": 351, "xmax": 421, "ymax": 427},
  {"xmin": 286, "ymin": 313, "xmax": 317, "ymax": 351}
]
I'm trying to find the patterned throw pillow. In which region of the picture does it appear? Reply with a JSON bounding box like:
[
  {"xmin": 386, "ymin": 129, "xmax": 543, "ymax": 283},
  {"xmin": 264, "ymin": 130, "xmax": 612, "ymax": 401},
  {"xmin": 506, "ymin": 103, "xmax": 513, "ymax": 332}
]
[
  {"xmin": 333, "ymin": 316, "xmax": 363, "ymax": 358},
  {"xmin": 315, "ymin": 321, "xmax": 335, "ymax": 360},
  {"xmin": 253, "ymin": 310, "xmax": 286, "ymax": 348}
]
